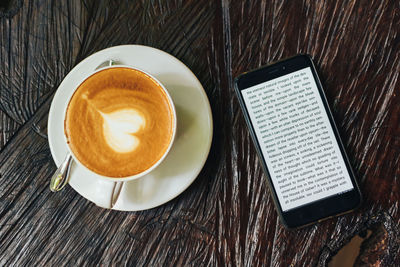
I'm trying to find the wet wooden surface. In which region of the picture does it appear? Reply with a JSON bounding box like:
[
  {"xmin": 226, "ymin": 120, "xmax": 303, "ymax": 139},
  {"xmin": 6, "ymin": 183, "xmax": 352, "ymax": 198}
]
[{"xmin": 0, "ymin": 0, "xmax": 399, "ymax": 266}]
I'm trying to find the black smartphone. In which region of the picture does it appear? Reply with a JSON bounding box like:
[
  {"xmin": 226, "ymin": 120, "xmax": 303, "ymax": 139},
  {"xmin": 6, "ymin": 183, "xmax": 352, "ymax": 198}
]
[{"xmin": 234, "ymin": 55, "xmax": 362, "ymax": 228}]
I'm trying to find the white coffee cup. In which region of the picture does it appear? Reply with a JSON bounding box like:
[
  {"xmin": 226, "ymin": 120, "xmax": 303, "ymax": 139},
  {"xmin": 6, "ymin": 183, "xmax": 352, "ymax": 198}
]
[{"xmin": 63, "ymin": 63, "xmax": 177, "ymax": 182}]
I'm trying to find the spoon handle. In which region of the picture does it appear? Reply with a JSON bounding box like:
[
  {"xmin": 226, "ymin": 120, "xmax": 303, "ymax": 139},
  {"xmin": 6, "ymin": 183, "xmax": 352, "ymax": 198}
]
[
  {"xmin": 50, "ymin": 153, "xmax": 73, "ymax": 192},
  {"xmin": 110, "ymin": 182, "xmax": 124, "ymax": 209}
]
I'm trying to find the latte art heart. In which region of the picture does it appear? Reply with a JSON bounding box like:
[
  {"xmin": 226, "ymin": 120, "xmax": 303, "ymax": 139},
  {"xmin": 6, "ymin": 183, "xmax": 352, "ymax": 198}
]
[{"xmin": 101, "ymin": 109, "xmax": 146, "ymax": 153}]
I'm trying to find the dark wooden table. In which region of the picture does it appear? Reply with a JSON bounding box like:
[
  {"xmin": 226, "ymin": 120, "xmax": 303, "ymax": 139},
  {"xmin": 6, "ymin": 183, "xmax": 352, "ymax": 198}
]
[{"xmin": 1, "ymin": 0, "xmax": 399, "ymax": 266}]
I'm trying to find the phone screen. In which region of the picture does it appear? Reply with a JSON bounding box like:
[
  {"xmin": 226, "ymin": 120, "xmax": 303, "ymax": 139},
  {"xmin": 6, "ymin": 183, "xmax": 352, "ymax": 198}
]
[{"xmin": 241, "ymin": 67, "xmax": 354, "ymax": 212}]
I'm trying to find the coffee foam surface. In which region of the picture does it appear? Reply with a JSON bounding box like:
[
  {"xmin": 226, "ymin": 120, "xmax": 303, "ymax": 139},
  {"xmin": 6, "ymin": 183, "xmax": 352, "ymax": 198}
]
[{"xmin": 65, "ymin": 68, "xmax": 174, "ymax": 178}]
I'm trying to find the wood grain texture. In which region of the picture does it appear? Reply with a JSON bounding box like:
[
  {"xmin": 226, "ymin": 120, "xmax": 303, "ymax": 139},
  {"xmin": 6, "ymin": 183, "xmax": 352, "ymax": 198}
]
[
  {"xmin": 0, "ymin": 109, "xmax": 20, "ymax": 148},
  {"xmin": 0, "ymin": 0, "xmax": 399, "ymax": 266}
]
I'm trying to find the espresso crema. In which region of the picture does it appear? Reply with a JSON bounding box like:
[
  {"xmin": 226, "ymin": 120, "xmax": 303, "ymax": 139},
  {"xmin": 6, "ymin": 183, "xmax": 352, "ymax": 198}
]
[{"xmin": 65, "ymin": 67, "xmax": 174, "ymax": 177}]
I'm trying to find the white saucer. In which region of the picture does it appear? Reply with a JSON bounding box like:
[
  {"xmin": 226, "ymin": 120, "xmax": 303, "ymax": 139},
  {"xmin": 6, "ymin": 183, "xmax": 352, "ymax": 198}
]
[{"xmin": 48, "ymin": 45, "xmax": 213, "ymax": 211}]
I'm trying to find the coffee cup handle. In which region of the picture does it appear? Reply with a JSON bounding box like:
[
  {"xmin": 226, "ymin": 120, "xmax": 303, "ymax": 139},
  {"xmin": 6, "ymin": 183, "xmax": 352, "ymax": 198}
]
[{"xmin": 50, "ymin": 152, "xmax": 124, "ymax": 207}]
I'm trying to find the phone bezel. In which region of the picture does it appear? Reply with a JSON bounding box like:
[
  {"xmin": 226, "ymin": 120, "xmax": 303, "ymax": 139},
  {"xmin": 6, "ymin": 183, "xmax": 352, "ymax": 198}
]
[{"xmin": 234, "ymin": 54, "xmax": 362, "ymax": 228}]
